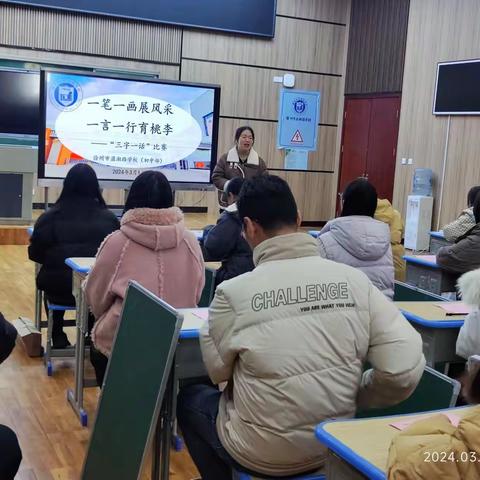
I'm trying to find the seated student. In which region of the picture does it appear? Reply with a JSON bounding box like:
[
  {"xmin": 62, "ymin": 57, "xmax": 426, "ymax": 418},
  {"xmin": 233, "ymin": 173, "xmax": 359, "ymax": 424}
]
[
  {"xmin": 28, "ymin": 164, "xmax": 119, "ymax": 348},
  {"xmin": 437, "ymin": 192, "xmax": 480, "ymax": 275},
  {"xmin": 84, "ymin": 170, "xmax": 205, "ymax": 384},
  {"xmin": 318, "ymin": 178, "xmax": 395, "ymax": 299},
  {"xmin": 442, "ymin": 185, "xmax": 480, "ymax": 242},
  {"xmin": 0, "ymin": 312, "xmax": 22, "ymax": 479},
  {"xmin": 375, "ymin": 198, "xmax": 406, "ymax": 281},
  {"xmin": 202, "ymin": 177, "xmax": 254, "ymax": 286},
  {"xmin": 387, "ymin": 365, "xmax": 480, "ymax": 479},
  {"xmin": 456, "ymin": 268, "xmax": 480, "ymax": 360},
  {"xmin": 177, "ymin": 175, "xmax": 425, "ymax": 480}
]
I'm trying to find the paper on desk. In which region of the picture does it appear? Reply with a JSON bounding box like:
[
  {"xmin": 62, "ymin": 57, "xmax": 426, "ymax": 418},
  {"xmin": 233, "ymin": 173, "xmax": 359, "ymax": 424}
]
[
  {"xmin": 179, "ymin": 308, "xmax": 209, "ymax": 331},
  {"xmin": 192, "ymin": 309, "xmax": 209, "ymax": 321},
  {"xmin": 435, "ymin": 302, "xmax": 472, "ymax": 315},
  {"xmin": 390, "ymin": 413, "xmax": 461, "ymax": 431}
]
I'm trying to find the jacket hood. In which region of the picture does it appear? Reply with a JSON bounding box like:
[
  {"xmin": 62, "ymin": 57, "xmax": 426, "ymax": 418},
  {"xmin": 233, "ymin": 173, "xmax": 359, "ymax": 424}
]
[
  {"xmin": 253, "ymin": 232, "xmax": 318, "ymax": 266},
  {"xmin": 225, "ymin": 202, "xmax": 238, "ymax": 213},
  {"xmin": 463, "ymin": 207, "xmax": 475, "ymax": 218},
  {"xmin": 458, "ymin": 268, "xmax": 480, "ymax": 306},
  {"xmin": 226, "ymin": 146, "xmax": 260, "ymax": 165},
  {"xmin": 120, "ymin": 207, "xmax": 186, "ymax": 251},
  {"xmin": 375, "ymin": 199, "xmax": 394, "ymax": 223},
  {"xmin": 328, "ymin": 216, "xmax": 391, "ymax": 261}
]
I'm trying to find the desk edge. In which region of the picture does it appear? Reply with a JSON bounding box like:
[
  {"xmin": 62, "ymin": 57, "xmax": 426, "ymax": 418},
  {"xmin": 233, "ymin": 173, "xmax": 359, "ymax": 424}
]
[
  {"xmin": 65, "ymin": 258, "xmax": 91, "ymax": 274},
  {"xmin": 401, "ymin": 309, "xmax": 464, "ymax": 328},
  {"xmin": 403, "ymin": 256, "xmax": 439, "ymax": 269},
  {"xmin": 179, "ymin": 329, "xmax": 200, "ymax": 339},
  {"xmin": 315, "ymin": 422, "xmax": 386, "ymax": 480}
]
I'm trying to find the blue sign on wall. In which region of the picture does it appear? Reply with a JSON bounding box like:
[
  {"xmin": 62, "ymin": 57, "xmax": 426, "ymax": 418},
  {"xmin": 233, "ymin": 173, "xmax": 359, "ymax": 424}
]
[
  {"xmin": 277, "ymin": 89, "xmax": 321, "ymax": 151},
  {"xmin": 2, "ymin": 0, "xmax": 277, "ymax": 37}
]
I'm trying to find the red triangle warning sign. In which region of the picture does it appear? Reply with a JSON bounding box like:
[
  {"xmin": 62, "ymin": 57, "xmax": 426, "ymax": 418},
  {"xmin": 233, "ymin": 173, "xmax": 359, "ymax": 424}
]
[{"xmin": 291, "ymin": 129, "xmax": 304, "ymax": 143}]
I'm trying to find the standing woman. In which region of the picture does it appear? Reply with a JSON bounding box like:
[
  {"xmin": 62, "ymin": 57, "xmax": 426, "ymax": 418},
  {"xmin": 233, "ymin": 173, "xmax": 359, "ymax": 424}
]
[
  {"xmin": 212, "ymin": 126, "xmax": 267, "ymax": 209},
  {"xmin": 28, "ymin": 164, "xmax": 120, "ymax": 348}
]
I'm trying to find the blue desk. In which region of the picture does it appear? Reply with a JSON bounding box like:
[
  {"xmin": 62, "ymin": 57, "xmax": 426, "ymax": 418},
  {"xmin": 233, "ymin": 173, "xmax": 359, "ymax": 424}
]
[
  {"xmin": 429, "ymin": 230, "xmax": 451, "ymax": 254},
  {"xmin": 149, "ymin": 307, "xmax": 209, "ymax": 480},
  {"xmin": 403, "ymin": 254, "xmax": 457, "ymax": 295},
  {"xmin": 308, "ymin": 230, "xmax": 321, "ymax": 238},
  {"xmin": 65, "ymin": 257, "xmax": 96, "ymax": 426},
  {"xmin": 65, "ymin": 255, "xmax": 210, "ymax": 437},
  {"xmin": 395, "ymin": 301, "xmax": 465, "ymax": 369},
  {"xmin": 315, "ymin": 406, "xmax": 476, "ymax": 480}
]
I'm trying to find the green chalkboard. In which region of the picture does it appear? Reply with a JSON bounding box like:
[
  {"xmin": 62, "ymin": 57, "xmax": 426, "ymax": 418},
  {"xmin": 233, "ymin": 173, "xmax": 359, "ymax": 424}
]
[
  {"xmin": 82, "ymin": 281, "xmax": 183, "ymax": 480},
  {"xmin": 394, "ymin": 281, "xmax": 445, "ymax": 302}
]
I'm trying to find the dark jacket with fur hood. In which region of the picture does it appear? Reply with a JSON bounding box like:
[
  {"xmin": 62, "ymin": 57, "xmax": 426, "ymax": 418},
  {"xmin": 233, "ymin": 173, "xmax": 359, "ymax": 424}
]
[{"xmin": 203, "ymin": 203, "xmax": 254, "ymax": 286}]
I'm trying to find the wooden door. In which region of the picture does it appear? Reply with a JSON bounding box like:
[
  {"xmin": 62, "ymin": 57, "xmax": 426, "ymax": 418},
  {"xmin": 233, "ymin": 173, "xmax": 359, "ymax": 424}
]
[
  {"xmin": 337, "ymin": 95, "xmax": 400, "ymax": 214},
  {"xmin": 337, "ymin": 98, "xmax": 371, "ymax": 196},
  {"xmin": 365, "ymin": 96, "xmax": 401, "ymax": 201}
]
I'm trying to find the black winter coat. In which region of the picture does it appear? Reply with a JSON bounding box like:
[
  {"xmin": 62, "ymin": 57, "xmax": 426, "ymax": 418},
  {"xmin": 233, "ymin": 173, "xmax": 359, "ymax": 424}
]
[
  {"xmin": 0, "ymin": 312, "xmax": 17, "ymax": 364},
  {"xmin": 28, "ymin": 197, "xmax": 120, "ymax": 301},
  {"xmin": 203, "ymin": 207, "xmax": 254, "ymax": 286}
]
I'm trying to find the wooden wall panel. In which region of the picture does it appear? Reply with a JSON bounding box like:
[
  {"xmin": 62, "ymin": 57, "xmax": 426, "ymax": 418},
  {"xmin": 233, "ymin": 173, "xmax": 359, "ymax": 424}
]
[
  {"xmin": 218, "ymin": 118, "xmax": 337, "ymax": 172},
  {"xmin": 181, "ymin": 59, "xmax": 342, "ymax": 125},
  {"xmin": 394, "ymin": 0, "xmax": 480, "ymax": 226},
  {"xmin": 304, "ymin": 172, "xmax": 336, "ymax": 220},
  {"xmin": 183, "ymin": 17, "xmax": 346, "ymax": 74},
  {"xmin": 272, "ymin": 170, "xmax": 306, "ymax": 215},
  {"xmin": 0, "ymin": 47, "xmax": 180, "ymax": 78},
  {"xmin": 345, "ymin": 0, "xmax": 410, "ymax": 94},
  {"xmin": 0, "ymin": 4, "xmax": 181, "ymax": 64},
  {"xmin": 276, "ymin": 0, "xmax": 350, "ymax": 24},
  {"xmin": 440, "ymin": 118, "xmax": 480, "ymax": 226},
  {"xmin": 3, "ymin": 0, "xmax": 351, "ymax": 221}
]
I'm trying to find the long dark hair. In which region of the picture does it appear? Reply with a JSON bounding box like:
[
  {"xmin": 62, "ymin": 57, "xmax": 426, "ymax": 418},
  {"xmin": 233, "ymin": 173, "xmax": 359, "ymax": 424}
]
[
  {"xmin": 341, "ymin": 178, "xmax": 378, "ymax": 218},
  {"xmin": 124, "ymin": 170, "xmax": 174, "ymax": 213},
  {"xmin": 467, "ymin": 186, "xmax": 480, "ymax": 207},
  {"xmin": 56, "ymin": 163, "xmax": 106, "ymax": 208},
  {"xmin": 472, "ymin": 191, "xmax": 480, "ymax": 224}
]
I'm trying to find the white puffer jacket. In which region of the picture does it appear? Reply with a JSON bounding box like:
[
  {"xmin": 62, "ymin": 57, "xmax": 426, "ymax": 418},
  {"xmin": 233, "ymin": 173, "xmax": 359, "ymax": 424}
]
[
  {"xmin": 318, "ymin": 216, "xmax": 395, "ymax": 299},
  {"xmin": 201, "ymin": 233, "xmax": 425, "ymax": 477},
  {"xmin": 456, "ymin": 268, "xmax": 480, "ymax": 359}
]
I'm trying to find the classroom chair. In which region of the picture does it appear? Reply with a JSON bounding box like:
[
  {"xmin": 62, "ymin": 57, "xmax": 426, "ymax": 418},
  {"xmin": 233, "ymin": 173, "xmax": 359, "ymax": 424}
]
[
  {"xmin": 44, "ymin": 303, "xmax": 75, "ymax": 376},
  {"xmin": 232, "ymin": 471, "xmax": 325, "ymax": 480},
  {"xmin": 198, "ymin": 266, "xmax": 216, "ymax": 307},
  {"xmin": 356, "ymin": 366, "xmax": 460, "ymax": 418}
]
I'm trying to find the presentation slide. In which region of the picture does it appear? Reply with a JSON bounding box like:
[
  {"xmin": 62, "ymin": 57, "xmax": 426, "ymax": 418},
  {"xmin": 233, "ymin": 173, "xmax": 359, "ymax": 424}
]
[{"xmin": 40, "ymin": 71, "xmax": 220, "ymax": 184}]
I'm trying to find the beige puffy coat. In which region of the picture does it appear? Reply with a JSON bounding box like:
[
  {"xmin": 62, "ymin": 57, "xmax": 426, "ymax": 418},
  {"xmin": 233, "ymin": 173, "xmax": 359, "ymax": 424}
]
[{"xmin": 201, "ymin": 232, "xmax": 425, "ymax": 477}]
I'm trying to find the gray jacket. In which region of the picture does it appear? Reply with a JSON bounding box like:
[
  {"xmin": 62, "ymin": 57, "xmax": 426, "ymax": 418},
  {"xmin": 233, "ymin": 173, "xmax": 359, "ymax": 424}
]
[
  {"xmin": 318, "ymin": 216, "xmax": 394, "ymax": 299},
  {"xmin": 442, "ymin": 208, "xmax": 476, "ymax": 243},
  {"xmin": 437, "ymin": 223, "xmax": 480, "ymax": 275}
]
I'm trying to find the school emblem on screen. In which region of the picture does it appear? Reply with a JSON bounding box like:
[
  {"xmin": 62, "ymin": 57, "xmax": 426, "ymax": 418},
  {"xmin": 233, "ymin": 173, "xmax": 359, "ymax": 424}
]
[
  {"xmin": 50, "ymin": 82, "xmax": 83, "ymax": 111},
  {"xmin": 293, "ymin": 98, "xmax": 306, "ymax": 114}
]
